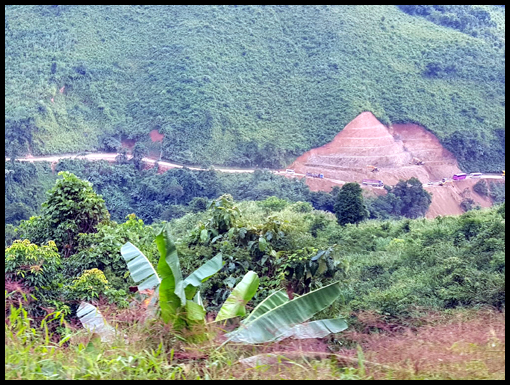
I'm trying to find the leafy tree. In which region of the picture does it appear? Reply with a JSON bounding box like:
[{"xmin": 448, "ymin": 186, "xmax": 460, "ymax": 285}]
[
  {"xmin": 5, "ymin": 239, "xmax": 61, "ymax": 289},
  {"xmin": 17, "ymin": 172, "xmax": 110, "ymax": 257},
  {"xmin": 334, "ymin": 183, "xmax": 368, "ymax": 226},
  {"xmin": 391, "ymin": 177, "xmax": 432, "ymax": 218},
  {"xmin": 257, "ymin": 196, "xmax": 289, "ymax": 212},
  {"xmin": 473, "ymin": 179, "xmax": 489, "ymax": 196},
  {"xmin": 188, "ymin": 197, "xmax": 209, "ymax": 213},
  {"xmin": 132, "ymin": 142, "xmax": 148, "ymax": 170}
]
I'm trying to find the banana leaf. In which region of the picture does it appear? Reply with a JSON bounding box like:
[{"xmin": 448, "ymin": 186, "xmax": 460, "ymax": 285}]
[
  {"xmin": 226, "ymin": 282, "xmax": 342, "ymax": 344},
  {"xmin": 77, "ymin": 302, "xmax": 115, "ymax": 342},
  {"xmin": 242, "ymin": 290, "xmax": 289, "ymax": 324},
  {"xmin": 277, "ymin": 318, "xmax": 348, "ymax": 340},
  {"xmin": 215, "ymin": 271, "xmax": 259, "ymax": 322},
  {"xmin": 155, "ymin": 226, "xmax": 184, "ymax": 324},
  {"xmin": 175, "ymin": 253, "xmax": 224, "ymax": 303},
  {"xmin": 120, "ymin": 242, "xmax": 161, "ymax": 291},
  {"xmin": 185, "ymin": 300, "xmax": 206, "ymax": 322},
  {"xmin": 155, "ymin": 225, "xmax": 183, "ymax": 285}
]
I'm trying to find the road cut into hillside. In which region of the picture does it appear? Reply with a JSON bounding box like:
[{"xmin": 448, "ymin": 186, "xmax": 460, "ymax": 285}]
[
  {"xmin": 8, "ymin": 111, "xmax": 503, "ymax": 219},
  {"xmin": 286, "ymin": 111, "xmax": 503, "ymax": 218}
]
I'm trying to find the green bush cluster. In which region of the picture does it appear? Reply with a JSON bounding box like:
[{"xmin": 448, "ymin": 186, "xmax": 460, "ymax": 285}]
[{"xmin": 5, "ymin": 172, "xmax": 505, "ymax": 325}]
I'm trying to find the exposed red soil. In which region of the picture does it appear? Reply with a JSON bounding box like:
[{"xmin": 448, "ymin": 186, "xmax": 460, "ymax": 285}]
[
  {"xmin": 149, "ymin": 129, "xmax": 164, "ymax": 143},
  {"xmin": 288, "ymin": 112, "xmax": 501, "ymax": 218}
]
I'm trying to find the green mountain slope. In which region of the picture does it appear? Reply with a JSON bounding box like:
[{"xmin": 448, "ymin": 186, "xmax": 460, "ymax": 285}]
[{"xmin": 5, "ymin": 5, "xmax": 505, "ymax": 171}]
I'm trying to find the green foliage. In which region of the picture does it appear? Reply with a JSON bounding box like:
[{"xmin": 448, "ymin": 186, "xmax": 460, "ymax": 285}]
[
  {"xmin": 215, "ymin": 270, "xmax": 259, "ymax": 322},
  {"xmin": 5, "ymin": 5, "xmax": 504, "ymax": 171},
  {"xmin": 225, "ymin": 282, "xmax": 346, "ymax": 344},
  {"xmin": 64, "ymin": 214, "xmax": 158, "ymax": 295},
  {"xmin": 488, "ymin": 181, "xmax": 505, "ymax": 204},
  {"xmin": 17, "ymin": 171, "xmax": 110, "ymax": 256},
  {"xmin": 367, "ymin": 178, "xmax": 432, "ymax": 219},
  {"xmin": 69, "ymin": 268, "xmax": 108, "ymax": 300},
  {"xmin": 473, "ymin": 179, "xmax": 489, "ymax": 196},
  {"xmin": 257, "ymin": 196, "xmax": 289, "ymax": 212},
  {"xmin": 460, "ymin": 198, "xmax": 478, "ymax": 212},
  {"xmin": 5, "ymin": 239, "xmax": 61, "ymax": 289},
  {"xmin": 334, "ymin": 183, "xmax": 368, "ymax": 226},
  {"xmin": 120, "ymin": 224, "xmax": 225, "ymax": 330}
]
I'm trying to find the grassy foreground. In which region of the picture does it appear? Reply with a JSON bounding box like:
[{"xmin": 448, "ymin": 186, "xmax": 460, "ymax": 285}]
[{"xmin": 5, "ymin": 300, "xmax": 504, "ymax": 380}]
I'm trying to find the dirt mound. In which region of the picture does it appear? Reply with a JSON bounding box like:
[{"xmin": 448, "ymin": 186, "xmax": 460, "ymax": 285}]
[{"xmin": 288, "ymin": 112, "xmax": 499, "ymax": 218}]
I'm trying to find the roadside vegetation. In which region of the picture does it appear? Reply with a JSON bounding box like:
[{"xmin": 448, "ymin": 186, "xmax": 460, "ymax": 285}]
[
  {"xmin": 5, "ymin": 159, "xmax": 434, "ymax": 246},
  {"xmin": 5, "ymin": 5, "xmax": 505, "ymax": 172},
  {"xmin": 5, "ymin": 173, "xmax": 505, "ymax": 379}
]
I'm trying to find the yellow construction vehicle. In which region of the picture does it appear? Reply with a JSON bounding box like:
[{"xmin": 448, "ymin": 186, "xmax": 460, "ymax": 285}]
[
  {"xmin": 502, "ymin": 170, "xmax": 505, "ymax": 177},
  {"xmin": 439, "ymin": 177, "xmax": 453, "ymax": 186},
  {"xmin": 410, "ymin": 157, "xmax": 424, "ymax": 165},
  {"xmin": 367, "ymin": 165, "xmax": 379, "ymax": 172}
]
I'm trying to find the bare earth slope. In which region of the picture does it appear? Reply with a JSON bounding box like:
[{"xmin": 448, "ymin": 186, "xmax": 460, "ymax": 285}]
[{"xmin": 288, "ymin": 112, "xmax": 499, "ymax": 218}]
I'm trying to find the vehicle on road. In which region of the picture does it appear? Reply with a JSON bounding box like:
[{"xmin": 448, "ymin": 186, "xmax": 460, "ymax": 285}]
[
  {"xmin": 469, "ymin": 172, "xmax": 482, "ymax": 178},
  {"xmin": 362, "ymin": 179, "xmax": 384, "ymax": 187},
  {"xmin": 286, "ymin": 169, "xmax": 295, "ymax": 174},
  {"xmin": 452, "ymin": 173, "xmax": 467, "ymax": 180}
]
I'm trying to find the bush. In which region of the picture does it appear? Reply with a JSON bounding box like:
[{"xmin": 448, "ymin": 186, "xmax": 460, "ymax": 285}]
[{"xmin": 473, "ymin": 180, "xmax": 489, "ymax": 196}]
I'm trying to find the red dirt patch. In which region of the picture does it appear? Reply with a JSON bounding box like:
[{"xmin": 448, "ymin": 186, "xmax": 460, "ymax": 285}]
[
  {"xmin": 149, "ymin": 129, "xmax": 164, "ymax": 143},
  {"xmin": 287, "ymin": 112, "xmax": 501, "ymax": 218}
]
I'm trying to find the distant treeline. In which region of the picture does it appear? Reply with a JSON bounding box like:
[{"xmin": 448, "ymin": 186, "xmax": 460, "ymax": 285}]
[{"xmin": 6, "ymin": 158, "xmax": 439, "ymax": 245}]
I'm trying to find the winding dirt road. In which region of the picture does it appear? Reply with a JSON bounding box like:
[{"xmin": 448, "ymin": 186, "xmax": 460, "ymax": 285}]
[{"xmin": 7, "ymin": 152, "xmax": 501, "ymax": 186}]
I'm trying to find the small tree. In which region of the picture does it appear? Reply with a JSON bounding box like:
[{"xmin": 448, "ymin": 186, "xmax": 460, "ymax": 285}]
[
  {"xmin": 132, "ymin": 142, "xmax": 148, "ymax": 170},
  {"xmin": 334, "ymin": 182, "xmax": 368, "ymax": 226},
  {"xmin": 17, "ymin": 172, "xmax": 110, "ymax": 257}
]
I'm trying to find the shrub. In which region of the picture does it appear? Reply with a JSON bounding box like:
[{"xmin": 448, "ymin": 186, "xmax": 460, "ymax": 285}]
[
  {"xmin": 5, "ymin": 239, "xmax": 61, "ymax": 289},
  {"xmin": 473, "ymin": 180, "xmax": 489, "ymax": 196}
]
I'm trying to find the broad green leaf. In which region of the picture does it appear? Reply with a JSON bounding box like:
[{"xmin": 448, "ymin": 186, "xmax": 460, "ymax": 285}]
[
  {"xmin": 258, "ymin": 237, "xmax": 267, "ymax": 251},
  {"xmin": 77, "ymin": 302, "xmax": 115, "ymax": 342},
  {"xmin": 226, "ymin": 282, "xmax": 342, "ymax": 344},
  {"xmin": 193, "ymin": 291, "xmax": 203, "ymax": 307},
  {"xmin": 200, "ymin": 229, "xmax": 208, "ymax": 243},
  {"xmin": 184, "ymin": 285, "xmax": 198, "ymax": 301},
  {"xmin": 155, "ymin": 225, "xmax": 183, "ymax": 282},
  {"xmin": 175, "ymin": 253, "xmax": 223, "ymax": 304},
  {"xmin": 185, "ymin": 300, "xmax": 206, "ymax": 322},
  {"xmin": 242, "ymin": 290, "xmax": 289, "ymax": 325},
  {"xmin": 159, "ymin": 272, "xmax": 182, "ymax": 325},
  {"xmin": 120, "ymin": 242, "xmax": 161, "ymax": 291},
  {"xmin": 155, "ymin": 225, "xmax": 183, "ymax": 305},
  {"xmin": 282, "ymin": 318, "xmax": 348, "ymax": 340},
  {"xmin": 215, "ymin": 271, "xmax": 260, "ymax": 322}
]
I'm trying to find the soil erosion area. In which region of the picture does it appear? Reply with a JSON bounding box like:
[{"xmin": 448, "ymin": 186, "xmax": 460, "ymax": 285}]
[{"xmin": 287, "ymin": 112, "xmax": 499, "ymax": 218}]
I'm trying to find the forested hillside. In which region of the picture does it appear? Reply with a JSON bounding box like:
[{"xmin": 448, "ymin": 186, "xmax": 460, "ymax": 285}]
[{"xmin": 5, "ymin": 5, "xmax": 505, "ymax": 171}]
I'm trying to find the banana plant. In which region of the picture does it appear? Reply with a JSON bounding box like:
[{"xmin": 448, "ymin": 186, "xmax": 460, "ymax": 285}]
[
  {"xmin": 214, "ymin": 271, "xmax": 260, "ymax": 322},
  {"xmin": 224, "ymin": 281, "xmax": 348, "ymax": 344},
  {"xmin": 120, "ymin": 224, "xmax": 225, "ymax": 329}
]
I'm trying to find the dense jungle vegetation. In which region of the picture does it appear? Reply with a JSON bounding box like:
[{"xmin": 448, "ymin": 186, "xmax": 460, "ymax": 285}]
[
  {"xmin": 5, "ymin": 172, "xmax": 505, "ymax": 379},
  {"xmin": 5, "ymin": 5, "xmax": 505, "ymax": 172},
  {"xmin": 5, "ymin": 158, "xmax": 437, "ymax": 240}
]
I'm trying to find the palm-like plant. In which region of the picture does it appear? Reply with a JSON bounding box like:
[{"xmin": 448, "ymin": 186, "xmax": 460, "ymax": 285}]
[{"xmin": 78, "ymin": 224, "xmax": 348, "ymax": 344}]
